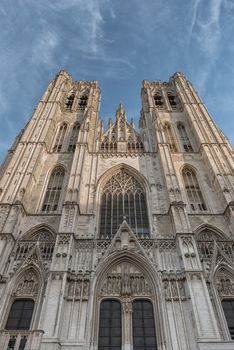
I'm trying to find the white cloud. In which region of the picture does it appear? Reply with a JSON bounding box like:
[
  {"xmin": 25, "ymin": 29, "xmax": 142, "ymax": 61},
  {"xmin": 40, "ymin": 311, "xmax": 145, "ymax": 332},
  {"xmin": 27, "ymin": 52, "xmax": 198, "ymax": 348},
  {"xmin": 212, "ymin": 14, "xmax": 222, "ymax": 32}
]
[
  {"xmin": 188, "ymin": 0, "xmax": 223, "ymax": 55},
  {"xmin": 187, "ymin": 0, "xmax": 225, "ymax": 91},
  {"xmin": 32, "ymin": 28, "xmax": 59, "ymax": 66}
]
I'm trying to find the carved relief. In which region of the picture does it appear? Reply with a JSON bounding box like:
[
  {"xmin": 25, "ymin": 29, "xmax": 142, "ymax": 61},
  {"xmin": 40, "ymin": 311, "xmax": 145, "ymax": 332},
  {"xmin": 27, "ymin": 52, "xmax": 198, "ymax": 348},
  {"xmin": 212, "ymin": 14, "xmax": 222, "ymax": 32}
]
[
  {"xmin": 99, "ymin": 262, "xmax": 152, "ymax": 297},
  {"xmin": 58, "ymin": 234, "xmax": 70, "ymax": 245},
  {"xmin": 67, "ymin": 274, "xmax": 90, "ymax": 300},
  {"xmin": 13, "ymin": 271, "xmax": 38, "ymax": 297},
  {"xmin": 162, "ymin": 272, "xmax": 187, "ymax": 301},
  {"xmin": 215, "ymin": 269, "xmax": 234, "ymax": 297},
  {"xmin": 62, "ymin": 203, "xmax": 76, "ymax": 230}
]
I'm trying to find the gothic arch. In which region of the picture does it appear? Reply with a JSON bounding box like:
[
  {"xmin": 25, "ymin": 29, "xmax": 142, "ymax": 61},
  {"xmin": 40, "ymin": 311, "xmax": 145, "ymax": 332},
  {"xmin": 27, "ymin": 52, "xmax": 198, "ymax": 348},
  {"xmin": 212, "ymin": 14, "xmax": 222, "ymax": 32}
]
[
  {"xmin": 163, "ymin": 122, "xmax": 177, "ymax": 152},
  {"xmin": 96, "ymin": 165, "xmax": 151, "ymax": 237},
  {"xmin": 177, "ymin": 122, "xmax": 193, "ymax": 152},
  {"xmin": 13, "ymin": 265, "xmax": 44, "ymax": 295},
  {"xmin": 20, "ymin": 224, "xmax": 56, "ymax": 241},
  {"xmin": 179, "ymin": 163, "xmax": 197, "ymax": 175},
  {"xmin": 195, "ymin": 224, "xmax": 228, "ymax": 241},
  {"xmin": 180, "ymin": 164, "xmax": 207, "ymax": 212},
  {"xmin": 54, "ymin": 120, "xmax": 69, "ymax": 129},
  {"xmin": 212, "ymin": 265, "xmax": 234, "ymax": 339},
  {"xmin": 89, "ymin": 251, "xmax": 167, "ymax": 349},
  {"xmin": 52, "ymin": 122, "xmax": 69, "ymax": 153},
  {"xmin": 1, "ymin": 265, "xmax": 44, "ymax": 330},
  {"xmin": 96, "ymin": 163, "xmax": 151, "ymax": 194},
  {"xmin": 38, "ymin": 164, "xmax": 66, "ymax": 213},
  {"xmin": 41, "ymin": 163, "xmax": 67, "ymax": 192}
]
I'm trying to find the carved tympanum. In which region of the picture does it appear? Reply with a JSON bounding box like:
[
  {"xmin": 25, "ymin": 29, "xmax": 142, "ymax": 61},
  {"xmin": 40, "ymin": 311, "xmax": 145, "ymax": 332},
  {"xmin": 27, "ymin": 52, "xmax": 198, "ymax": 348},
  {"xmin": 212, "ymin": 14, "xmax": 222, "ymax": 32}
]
[
  {"xmin": 99, "ymin": 262, "xmax": 152, "ymax": 297},
  {"xmin": 215, "ymin": 269, "xmax": 234, "ymax": 297},
  {"xmin": 13, "ymin": 271, "xmax": 38, "ymax": 297}
]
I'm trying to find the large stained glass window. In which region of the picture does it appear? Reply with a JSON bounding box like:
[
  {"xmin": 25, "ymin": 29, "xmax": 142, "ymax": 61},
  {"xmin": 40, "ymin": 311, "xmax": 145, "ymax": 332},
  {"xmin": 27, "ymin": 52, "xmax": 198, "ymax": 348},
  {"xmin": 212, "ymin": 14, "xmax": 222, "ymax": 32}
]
[{"xmin": 99, "ymin": 170, "xmax": 149, "ymax": 237}]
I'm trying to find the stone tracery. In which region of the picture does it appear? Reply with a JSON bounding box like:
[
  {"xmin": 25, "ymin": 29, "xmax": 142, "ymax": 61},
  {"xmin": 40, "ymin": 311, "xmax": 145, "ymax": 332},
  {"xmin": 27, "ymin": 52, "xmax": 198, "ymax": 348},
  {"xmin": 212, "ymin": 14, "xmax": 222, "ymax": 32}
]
[{"xmin": 99, "ymin": 170, "xmax": 149, "ymax": 238}]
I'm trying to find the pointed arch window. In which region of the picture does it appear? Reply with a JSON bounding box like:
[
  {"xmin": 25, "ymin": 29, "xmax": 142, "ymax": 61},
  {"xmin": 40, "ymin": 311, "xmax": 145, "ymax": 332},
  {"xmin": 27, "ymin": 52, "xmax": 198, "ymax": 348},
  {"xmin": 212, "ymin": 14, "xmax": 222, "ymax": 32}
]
[
  {"xmin": 68, "ymin": 122, "xmax": 80, "ymax": 152},
  {"xmin": 52, "ymin": 123, "xmax": 67, "ymax": 152},
  {"xmin": 215, "ymin": 269, "xmax": 234, "ymax": 339},
  {"xmin": 99, "ymin": 170, "xmax": 149, "ymax": 238},
  {"xmin": 6, "ymin": 299, "xmax": 35, "ymax": 330},
  {"xmin": 42, "ymin": 166, "xmax": 65, "ymax": 212},
  {"xmin": 163, "ymin": 123, "xmax": 177, "ymax": 152},
  {"xmin": 98, "ymin": 300, "xmax": 122, "ymax": 350},
  {"xmin": 222, "ymin": 300, "xmax": 234, "ymax": 339},
  {"xmin": 182, "ymin": 167, "xmax": 207, "ymax": 212},
  {"xmin": 177, "ymin": 123, "xmax": 193, "ymax": 152},
  {"xmin": 4, "ymin": 269, "xmax": 39, "ymax": 350},
  {"xmin": 133, "ymin": 300, "xmax": 157, "ymax": 350},
  {"xmin": 197, "ymin": 229, "xmax": 221, "ymax": 259}
]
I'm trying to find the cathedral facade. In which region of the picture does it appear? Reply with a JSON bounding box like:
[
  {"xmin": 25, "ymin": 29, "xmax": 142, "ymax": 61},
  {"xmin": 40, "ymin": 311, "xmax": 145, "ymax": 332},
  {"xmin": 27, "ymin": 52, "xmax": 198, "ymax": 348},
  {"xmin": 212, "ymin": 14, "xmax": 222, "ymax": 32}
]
[{"xmin": 0, "ymin": 71, "xmax": 233, "ymax": 350}]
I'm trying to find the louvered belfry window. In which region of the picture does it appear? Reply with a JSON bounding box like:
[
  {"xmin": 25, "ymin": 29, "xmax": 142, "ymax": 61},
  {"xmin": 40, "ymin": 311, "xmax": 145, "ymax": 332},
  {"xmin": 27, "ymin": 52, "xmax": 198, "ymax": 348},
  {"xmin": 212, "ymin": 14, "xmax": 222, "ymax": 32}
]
[
  {"xmin": 132, "ymin": 300, "xmax": 157, "ymax": 350},
  {"xmin": 98, "ymin": 300, "xmax": 122, "ymax": 350},
  {"xmin": 42, "ymin": 166, "xmax": 65, "ymax": 212},
  {"xmin": 99, "ymin": 170, "xmax": 149, "ymax": 237}
]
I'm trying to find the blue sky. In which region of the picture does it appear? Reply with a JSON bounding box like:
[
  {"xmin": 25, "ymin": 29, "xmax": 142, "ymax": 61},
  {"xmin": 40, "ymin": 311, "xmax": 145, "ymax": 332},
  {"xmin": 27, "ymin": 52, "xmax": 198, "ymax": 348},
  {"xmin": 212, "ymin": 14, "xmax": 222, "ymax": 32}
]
[{"xmin": 0, "ymin": 0, "xmax": 234, "ymax": 162}]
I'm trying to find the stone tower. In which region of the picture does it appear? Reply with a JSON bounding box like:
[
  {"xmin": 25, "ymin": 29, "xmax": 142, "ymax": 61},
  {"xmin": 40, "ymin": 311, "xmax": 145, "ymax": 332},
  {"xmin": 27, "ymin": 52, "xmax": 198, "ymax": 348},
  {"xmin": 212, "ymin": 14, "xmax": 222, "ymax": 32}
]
[{"xmin": 0, "ymin": 71, "xmax": 233, "ymax": 350}]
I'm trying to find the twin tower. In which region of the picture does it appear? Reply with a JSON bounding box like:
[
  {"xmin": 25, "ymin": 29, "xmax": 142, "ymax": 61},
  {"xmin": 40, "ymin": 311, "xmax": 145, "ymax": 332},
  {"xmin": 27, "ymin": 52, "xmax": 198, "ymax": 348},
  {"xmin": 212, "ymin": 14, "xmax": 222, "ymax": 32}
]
[{"xmin": 0, "ymin": 71, "xmax": 233, "ymax": 350}]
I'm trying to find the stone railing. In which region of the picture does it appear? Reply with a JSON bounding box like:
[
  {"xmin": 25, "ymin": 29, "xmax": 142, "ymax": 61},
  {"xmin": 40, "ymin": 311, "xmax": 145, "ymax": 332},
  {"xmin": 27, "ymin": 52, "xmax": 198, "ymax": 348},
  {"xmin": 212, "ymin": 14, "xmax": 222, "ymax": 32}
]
[{"xmin": 0, "ymin": 330, "xmax": 44, "ymax": 350}]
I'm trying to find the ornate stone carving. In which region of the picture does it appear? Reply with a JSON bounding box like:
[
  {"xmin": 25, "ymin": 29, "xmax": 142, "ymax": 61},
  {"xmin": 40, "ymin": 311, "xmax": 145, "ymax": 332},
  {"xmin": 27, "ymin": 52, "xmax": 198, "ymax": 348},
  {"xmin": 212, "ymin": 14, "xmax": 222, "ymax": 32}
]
[
  {"xmin": 162, "ymin": 272, "xmax": 186, "ymax": 301},
  {"xmin": 215, "ymin": 269, "xmax": 234, "ymax": 297},
  {"xmin": 99, "ymin": 104, "xmax": 144, "ymax": 154},
  {"xmin": 58, "ymin": 234, "xmax": 70, "ymax": 245},
  {"xmin": 99, "ymin": 262, "xmax": 152, "ymax": 297},
  {"xmin": 67, "ymin": 274, "xmax": 90, "ymax": 300},
  {"xmin": 158, "ymin": 239, "xmax": 176, "ymax": 252},
  {"xmin": 197, "ymin": 229, "xmax": 223, "ymax": 242},
  {"xmin": 62, "ymin": 204, "xmax": 76, "ymax": 230},
  {"xmin": 122, "ymin": 298, "xmax": 133, "ymax": 314},
  {"xmin": 13, "ymin": 271, "xmax": 38, "ymax": 297},
  {"xmin": 15, "ymin": 231, "xmax": 54, "ymax": 261}
]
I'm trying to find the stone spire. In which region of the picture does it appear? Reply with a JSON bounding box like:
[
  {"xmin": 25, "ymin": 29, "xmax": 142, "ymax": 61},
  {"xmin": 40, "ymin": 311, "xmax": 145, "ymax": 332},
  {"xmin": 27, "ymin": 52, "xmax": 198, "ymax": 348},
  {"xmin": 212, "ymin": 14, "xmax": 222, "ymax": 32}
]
[{"xmin": 116, "ymin": 103, "xmax": 127, "ymax": 121}]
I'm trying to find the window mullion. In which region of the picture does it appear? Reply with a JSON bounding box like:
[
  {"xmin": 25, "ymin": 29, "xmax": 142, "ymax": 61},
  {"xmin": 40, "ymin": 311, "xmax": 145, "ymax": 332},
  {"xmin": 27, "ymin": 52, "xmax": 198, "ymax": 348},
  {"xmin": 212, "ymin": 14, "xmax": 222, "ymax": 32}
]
[
  {"xmin": 111, "ymin": 194, "xmax": 113, "ymax": 237},
  {"xmin": 133, "ymin": 192, "xmax": 138, "ymax": 235}
]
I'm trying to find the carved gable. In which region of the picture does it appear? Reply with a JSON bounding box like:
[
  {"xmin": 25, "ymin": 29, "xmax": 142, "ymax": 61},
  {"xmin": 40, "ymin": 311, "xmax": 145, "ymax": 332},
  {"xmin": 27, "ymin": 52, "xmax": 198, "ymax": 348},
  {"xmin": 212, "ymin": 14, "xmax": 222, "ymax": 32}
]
[
  {"xmin": 100, "ymin": 104, "xmax": 144, "ymax": 153},
  {"xmin": 99, "ymin": 221, "xmax": 151, "ymax": 262}
]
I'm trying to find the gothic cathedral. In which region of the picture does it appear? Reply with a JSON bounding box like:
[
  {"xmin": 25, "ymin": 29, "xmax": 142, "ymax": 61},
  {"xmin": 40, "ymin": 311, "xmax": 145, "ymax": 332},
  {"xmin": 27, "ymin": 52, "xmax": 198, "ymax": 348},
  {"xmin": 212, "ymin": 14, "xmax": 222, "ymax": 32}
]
[{"xmin": 0, "ymin": 71, "xmax": 233, "ymax": 350}]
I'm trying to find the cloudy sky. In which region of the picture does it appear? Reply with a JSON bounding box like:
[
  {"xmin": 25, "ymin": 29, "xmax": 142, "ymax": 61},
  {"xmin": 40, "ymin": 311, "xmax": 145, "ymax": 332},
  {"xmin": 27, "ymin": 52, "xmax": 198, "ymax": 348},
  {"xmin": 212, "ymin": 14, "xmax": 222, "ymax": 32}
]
[{"xmin": 0, "ymin": 0, "xmax": 234, "ymax": 162}]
